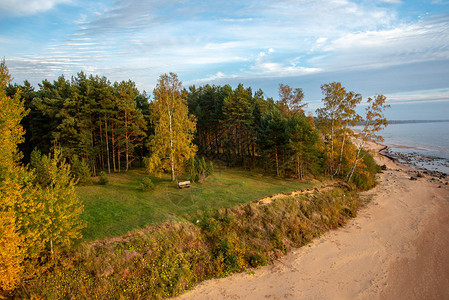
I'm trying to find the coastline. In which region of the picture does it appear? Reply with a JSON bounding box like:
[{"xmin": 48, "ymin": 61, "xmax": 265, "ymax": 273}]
[
  {"xmin": 380, "ymin": 145, "xmax": 449, "ymax": 176},
  {"xmin": 177, "ymin": 141, "xmax": 449, "ymax": 299},
  {"xmin": 353, "ymin": 122, "xmax": 449, "ymax": 175}
]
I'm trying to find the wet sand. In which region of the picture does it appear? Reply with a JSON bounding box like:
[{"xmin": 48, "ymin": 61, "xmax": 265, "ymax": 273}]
[{"xmin": 177, "ymin": 141, "xmax": 449, "ymax": 299}]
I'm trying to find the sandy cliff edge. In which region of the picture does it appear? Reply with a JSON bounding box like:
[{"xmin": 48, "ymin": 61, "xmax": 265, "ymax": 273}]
[{"xmin": 177, "ymin": 141, "xmax": 449, "ymax": 300}]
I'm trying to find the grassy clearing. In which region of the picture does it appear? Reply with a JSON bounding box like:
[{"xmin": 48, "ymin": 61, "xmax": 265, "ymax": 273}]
[{"xmin": 78, "ymin": 167, "xmax": 314, "ymax": 241}]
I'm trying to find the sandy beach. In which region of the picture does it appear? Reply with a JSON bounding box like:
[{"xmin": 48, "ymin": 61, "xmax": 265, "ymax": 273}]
[{"xmin": 177, "ymin": 141, "xmax": 449, "ymax": 299}]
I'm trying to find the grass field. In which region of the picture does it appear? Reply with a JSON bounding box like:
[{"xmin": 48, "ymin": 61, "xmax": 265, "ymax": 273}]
[{"xmin": 77, "ymin": 167, "xmax": 314, "ymax": 241}]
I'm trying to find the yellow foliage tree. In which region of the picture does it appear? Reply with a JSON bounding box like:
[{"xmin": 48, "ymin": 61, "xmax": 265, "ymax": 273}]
[
  {"xmin": 30, "ymin": 149, "xmax": 85, "ymax": 256},
  {"xmin": 146, "ymin": 73, "xmax": 197, "ymax": 181},
  {"xmin": 1, "ymin": 60, "xmax": 85, "ymax": 295},
  {"xmin": 346, "ymin": 95, "xmax": 390, "ymax": 182},
  {"xmin": 0, "ymin": 59, "xmax": 27, "ymax": 293}
]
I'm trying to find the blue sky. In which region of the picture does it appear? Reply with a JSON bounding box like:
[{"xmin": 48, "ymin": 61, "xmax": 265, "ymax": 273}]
[{"xmin": 1, "ymin": 0, "xmax": 449, "ymax": 119}]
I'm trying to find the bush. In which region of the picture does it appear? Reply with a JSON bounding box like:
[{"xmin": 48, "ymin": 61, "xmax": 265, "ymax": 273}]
[
  {"xmin": 187, "ymin": 156, "xmax": 214, "ymax": 183},
  {"xmin": 98, "ymin": 171, "xmax": 108, "ymax": 185},
  {"xmin": 139, "ymin": 177, "xmax": 154, "ymax": 191},
  {"xmin": 71, "ymin": 155, "xmax": 92, "ymax": 185},
  {"xmin": 351, "ymin": 150, "xmax": 380, "ymax": 190}
]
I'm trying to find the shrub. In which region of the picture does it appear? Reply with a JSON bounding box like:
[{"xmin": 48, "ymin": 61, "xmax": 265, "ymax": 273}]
[
  {"xmin": 71, "ymin": 155, "xmax": 92, "ymax": 185},
  {"xmin": 187, "ymin": 157, "xmax": 214, "ymax": 183},
  {"xmin": 206, "ymin": 161, "xmax": 214, "ymax": 176},
  {"xmin": 98, "ymin": 171, "xmax": 108, "ymax": 185},
  {"xmin": 139, "ymin": 177, "xmax": 154, "ymax": 191},
  {"xmin": 351, "ymin": 150, "xmax": 380, "ymax": 190}
]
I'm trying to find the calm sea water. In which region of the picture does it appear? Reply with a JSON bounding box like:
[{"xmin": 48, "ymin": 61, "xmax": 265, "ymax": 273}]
[{"xmin": 355, "ymin": 121, "xmax": 449, "ymax": 174}]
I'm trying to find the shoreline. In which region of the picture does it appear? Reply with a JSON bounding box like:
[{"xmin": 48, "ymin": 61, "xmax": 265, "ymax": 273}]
[
  {"xmin": 177, "ymin": 140, "xmax": 449, "ymax": 299},
  {"xmin": 378, "ymin": 144, "xmax": 448, "ymax": 178},
  {"xmin": 380, "ymin": 145, "xmax": 449, "ymax": 176},
  {"xmin": 352, "ymin": 123, "xmax": 449, "ymax": 175}
]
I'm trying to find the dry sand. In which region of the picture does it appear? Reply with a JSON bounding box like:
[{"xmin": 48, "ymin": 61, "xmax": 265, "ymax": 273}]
[{"xmin": 177, "ymin": 141, "xmax": 449, "ymax": 300}]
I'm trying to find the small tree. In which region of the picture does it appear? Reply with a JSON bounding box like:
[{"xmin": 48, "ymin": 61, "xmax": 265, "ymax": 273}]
[
  {"xmin": 71, "ymin": 155, "xmax": 92, "ymax": 185},
  {"xmin": 139, "ymin": 177, "xmax": 154, "ymax": 191},
  {"xmin": 98, "ymin": 171, "xmax": 109, "ymax": 185},
  {"xmin": 30, "ymin": 149, "xmax": 86, "ymax": 256},
  {"xmin": 187, "ymin": 156, "xmax": 214, "ymax": 183}
]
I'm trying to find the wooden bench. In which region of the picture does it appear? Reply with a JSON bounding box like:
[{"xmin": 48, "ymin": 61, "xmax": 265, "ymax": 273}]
[{"xmin": 178, "ymin": 181, "xmax": 191, "ymax": 189}]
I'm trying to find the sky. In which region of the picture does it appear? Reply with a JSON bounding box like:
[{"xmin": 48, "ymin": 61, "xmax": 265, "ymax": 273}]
[{"xmin": 1, "ymin": 0, "xmax": 449, "ymax": 120}]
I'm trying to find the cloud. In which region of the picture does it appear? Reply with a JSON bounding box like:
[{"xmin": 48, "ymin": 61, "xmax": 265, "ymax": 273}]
[
  {"xmin": 379, "ymin": 0, "xmax": 402, "ymax": 4},
  {"xmin": 0, "ymin": 0, "xmax": 70, "ymax": 16},
  {"xmin": 191, "ymin": 71, "xmax": 238, "ymax": 84},
  {"xmin": 385, "ymin": 88, "xmax": 449, "ymax": 105},
  {"xmin": 310, "ymin": 16, "xmax": 449, "ymax": 71},
  {"xmin": 431, "ymin": 0, "xmax": 449, "ymax": 4}
]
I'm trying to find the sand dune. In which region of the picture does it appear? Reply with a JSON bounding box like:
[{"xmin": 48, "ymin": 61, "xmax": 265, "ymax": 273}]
[{"xmin": 177, "ymin": 142, "xmax": 449, "ymax": 299}]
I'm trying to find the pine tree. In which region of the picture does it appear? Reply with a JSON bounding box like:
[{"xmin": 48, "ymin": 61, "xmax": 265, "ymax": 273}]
[
  {"xmin": 114, "ymin": 80, "xmax": 147, "ymax": 171},
  {"xmin": 258, "ymin": 108, "xmax": 288, "ymax": 176},
  {"xmin": 146, "ymin": 73, "xmax": 196, "ymax": 181},
  {"xmin": 286, "ymin": 114, "xmax": 319, "ymax": 179},
  {"xmin": 222, "ymin": 84, "xmax": 255, "ymax": 165}
]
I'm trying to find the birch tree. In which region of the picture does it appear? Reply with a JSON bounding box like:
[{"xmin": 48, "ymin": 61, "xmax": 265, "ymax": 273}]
[
  {"xmin": 346, "ymin": 94, "xmax": 389, "ymax": 183},
  {"xmin": 316, "ymin": 82, "xmax": 361, "ymax": 178},
  {"xmin": 146, "ymin": 73, "xmax": 196, "ymax": 181},
  {"xmin": 277, "ymin": 83, "xmax": 307, "ymax": 117}
]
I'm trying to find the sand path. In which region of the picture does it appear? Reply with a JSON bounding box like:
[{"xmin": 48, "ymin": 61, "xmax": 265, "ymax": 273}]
[{"xmin": 177, "ymin": 142, "xmax": 449, "ymax": 299}]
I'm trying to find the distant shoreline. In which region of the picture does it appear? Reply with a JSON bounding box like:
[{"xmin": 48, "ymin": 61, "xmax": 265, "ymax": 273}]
[{"xmin": 356, "ymin": 119, "xmax": 449, "ymax": 126}]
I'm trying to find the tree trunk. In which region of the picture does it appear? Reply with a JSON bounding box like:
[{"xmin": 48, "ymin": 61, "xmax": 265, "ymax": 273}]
[
  {"xmin": 330, "ymin": 119, "xmax": 335, "ymax": 179},
  {"xmin": 337, "ymin": 126, "xmax": 347, "ymax": 176},
  {"xmin": 111, "ymin": 123, "xmax": 116, "ymax": 172},
  {"xmin": 275, "ymin": 146, "xmax": 279, "ymax": 177},
  {"xmin": 125, "ymin": 111, "xmax": 129, "ymax": 172},
  {"xmin": 91, "ymin": 131, "xmax": 96, "ymax": 176},
  {"xmin": 297, "ymin": 156, "xmax": 300, "ymax": 179},
  {"xmin": 347, "ymin": 142, "xmax": 364, "ymax": 183},
  {"xmin": 104, "ymin": 114, "xmax": 111, "ymax": 174},
  {"xmin": 168, "ymin": 105, "xmax": 175, "ymax": 181},
  {"xmin": 118, "ymin": 148, "xmax": 121, "ymax": 172}
]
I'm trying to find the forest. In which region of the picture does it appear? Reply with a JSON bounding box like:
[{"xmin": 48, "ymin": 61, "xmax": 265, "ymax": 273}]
[{"xmin": 0, "ymin": 59, "xmax": 389, "ymax": 297}]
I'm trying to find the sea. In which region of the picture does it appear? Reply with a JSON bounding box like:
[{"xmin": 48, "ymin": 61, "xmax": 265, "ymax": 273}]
[{"xmin": 354, "ymin": 121, "xmax": 449, "ymax": 175}]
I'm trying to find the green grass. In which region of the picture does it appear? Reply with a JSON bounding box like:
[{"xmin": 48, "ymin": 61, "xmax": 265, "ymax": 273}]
[{"xmin": 77, "ymin": 167, "xmax": 314, "ymax": 241}]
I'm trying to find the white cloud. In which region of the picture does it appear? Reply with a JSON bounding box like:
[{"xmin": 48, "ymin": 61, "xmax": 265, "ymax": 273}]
[
  {"xmin": 311, "ymin": 16, "xmax": 449, "ymax": 70},
  {"xmin": 192, "ymin": 71, "xmax": 237, "ymax": 83},
  {"xmin": 0, "ymin": 0, "xmax": 70, "ymax": 16},
  {"xmin": 379, "ymin": 0, "xmax": 402, "ymax": 4},
  {"xmin": 431, "ymin": 0, "xmax": 449, "ymax": 4},
  {"xmin": 386, "ymin": 88, "xmax": 449, "ymax": 104},
  {"xmin": 220, "ymin": 18, "xmax": 254, "ymax": 23}
]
